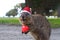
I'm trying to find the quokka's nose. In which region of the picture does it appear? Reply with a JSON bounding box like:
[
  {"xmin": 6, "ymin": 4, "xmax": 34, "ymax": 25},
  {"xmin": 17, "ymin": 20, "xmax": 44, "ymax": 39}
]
[
  {"xmin": 22, "ymin": 16, "xmax": 24, "ymax": 19},
  {"xmin": 22, "ymin": 16, "xmax": 26, "ymax": 21}
]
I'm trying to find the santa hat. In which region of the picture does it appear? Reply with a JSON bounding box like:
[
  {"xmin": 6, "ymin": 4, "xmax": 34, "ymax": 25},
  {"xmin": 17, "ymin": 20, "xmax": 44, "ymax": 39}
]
[{"xmin": 21, "ymin": 6, "xmax": 31, "ymax": 14}]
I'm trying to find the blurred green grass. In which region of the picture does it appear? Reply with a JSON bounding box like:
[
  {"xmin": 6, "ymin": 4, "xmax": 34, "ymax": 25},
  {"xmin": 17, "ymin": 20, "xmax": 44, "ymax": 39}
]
[
  {"xmin": 0, "ymin": 17, "xmax": 60, "ymax": 28},
  {"xmin": 0, "ymin": 17, "xmax": 20, "ymax": 25},
  {"xmin": 48, "ymin": 18, "xmax": 60, "ymax": 28}
]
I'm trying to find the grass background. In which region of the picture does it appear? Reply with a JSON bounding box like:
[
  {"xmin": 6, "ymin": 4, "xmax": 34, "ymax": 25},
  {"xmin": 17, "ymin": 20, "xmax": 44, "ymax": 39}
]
[
  {"xmin": 0, "ymin": 17, "xmax": 60, "ymax": 28},
  {"xmin": 48, "ymin": 18, "xmax": 60, "ymax": 28},
  {"xmin": 0, "ymin": 17, "xmax": 20, "ymax": 25}
]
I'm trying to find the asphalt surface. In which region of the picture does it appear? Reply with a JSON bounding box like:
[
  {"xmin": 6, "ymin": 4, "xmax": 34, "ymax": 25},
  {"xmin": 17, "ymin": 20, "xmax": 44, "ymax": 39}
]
[{"xmin": 0, "ymin": 25, "xmax": 60, "ymax": 40}]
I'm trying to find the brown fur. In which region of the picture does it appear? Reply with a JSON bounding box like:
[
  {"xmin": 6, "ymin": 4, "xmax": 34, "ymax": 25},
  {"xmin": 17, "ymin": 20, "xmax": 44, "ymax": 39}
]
[
  {"xmin": 19, "ymin": 13, "xmax": 51, "ymax": 40},
  {"xmin": 29, "ymin": 14, "xmax": 51, "ymax": 40}
]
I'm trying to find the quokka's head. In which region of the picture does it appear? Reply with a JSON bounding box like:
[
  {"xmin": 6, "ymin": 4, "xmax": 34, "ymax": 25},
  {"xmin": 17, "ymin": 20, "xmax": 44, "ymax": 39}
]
[{"xmin": 19, "ymin": 12, "xmax": 33, "ymax": 34}]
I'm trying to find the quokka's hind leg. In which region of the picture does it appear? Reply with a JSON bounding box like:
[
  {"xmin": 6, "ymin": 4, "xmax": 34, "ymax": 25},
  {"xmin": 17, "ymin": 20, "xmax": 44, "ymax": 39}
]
[{"xmin": 35, "ymin": 35, "xmax": 49, "ymax": 40}]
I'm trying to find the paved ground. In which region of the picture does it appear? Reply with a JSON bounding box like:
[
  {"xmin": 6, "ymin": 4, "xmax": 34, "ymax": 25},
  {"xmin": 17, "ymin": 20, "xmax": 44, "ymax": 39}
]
[{"xmin": 0, "ymin": 25, "xmax": 60, "ymax": 40}]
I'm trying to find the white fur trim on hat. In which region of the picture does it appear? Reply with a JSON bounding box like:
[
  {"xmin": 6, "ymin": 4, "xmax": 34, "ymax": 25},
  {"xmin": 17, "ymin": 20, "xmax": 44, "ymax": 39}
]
[{"xmin": 20, "ymin": 10, "xmax": 31, "ymax": 15}]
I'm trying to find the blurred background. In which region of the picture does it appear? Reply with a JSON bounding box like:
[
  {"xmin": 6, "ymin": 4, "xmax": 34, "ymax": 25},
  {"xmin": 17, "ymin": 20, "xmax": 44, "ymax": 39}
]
[
  {"xmin": 0, "ymin": 0, "xmax": 60, "ymax": 40},
  {"xmin": 0, "ymin": 0, "xmax": 60, "ymax": 28}
]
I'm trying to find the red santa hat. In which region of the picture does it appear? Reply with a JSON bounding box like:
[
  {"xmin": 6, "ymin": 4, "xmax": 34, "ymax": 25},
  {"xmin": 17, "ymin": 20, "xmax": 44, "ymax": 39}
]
[{"xmin": 21, "ymin": 6, "xmax": 31, "ymax": 14}]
